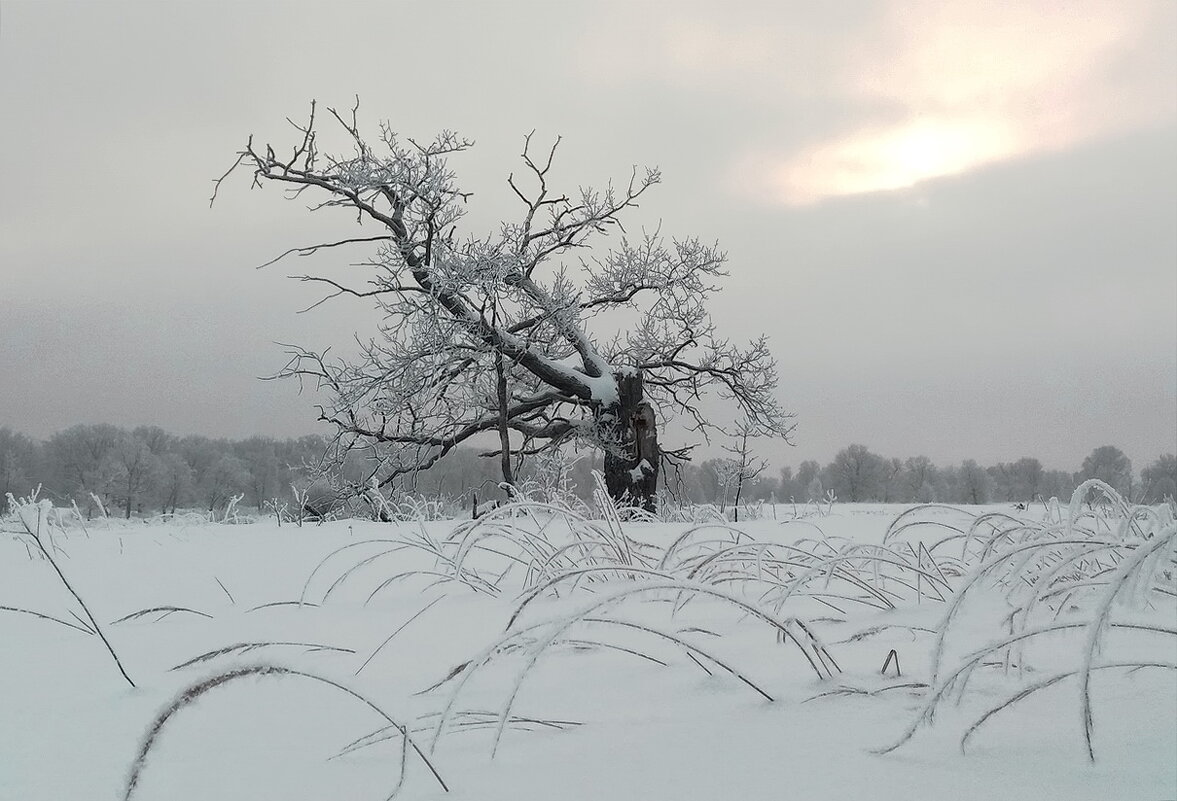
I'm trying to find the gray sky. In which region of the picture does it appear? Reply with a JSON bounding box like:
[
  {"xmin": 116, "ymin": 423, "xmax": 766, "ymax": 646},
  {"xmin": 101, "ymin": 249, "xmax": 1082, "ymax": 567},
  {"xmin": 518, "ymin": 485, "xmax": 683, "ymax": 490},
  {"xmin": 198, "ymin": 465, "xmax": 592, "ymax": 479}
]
[{"xmin": 1, "ymin": 0, "xmax": 1174, "ymax": 471}]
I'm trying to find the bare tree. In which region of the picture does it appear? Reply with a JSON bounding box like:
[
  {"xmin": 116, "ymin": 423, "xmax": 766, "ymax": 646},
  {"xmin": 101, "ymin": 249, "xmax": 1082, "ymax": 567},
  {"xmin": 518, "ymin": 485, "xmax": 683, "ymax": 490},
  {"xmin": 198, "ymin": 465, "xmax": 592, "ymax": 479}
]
[
  {"xmin": 1140, "ymin": 454, "xmax": 1176, "ymax": 502},
  {"xmin": 157, "ymin": 452, "xmax": 194, "ymax": 515},
  {"xmin": 902, "ymin": 455, "xmax": 940, "ymax": 502},
  {"xmin": 110, "ymin": 434, "xmax": 161, "ymax": 518},
  {"xmin": 955, "ymin": 459, "xmax": 992, "ymax": 504},
  {"xmin": 0, "ymin": 428, "xmax": 39, "ymax": 512},
  {"xmin": 825, "ymin": 444, "xmax": 887, "ymax": 502},
  {"xmin": 992, "ymin": 457, "xmax": 1045, "ymax": 503},
  {"xmin": 1078, "ymin": 445, "xmax": 1133, "ymax": 497},
  {"xmin": 720, "ymin": 420, "xmax": 768, "ymax": 520},
  {"xmin": 201, "ymin": 454, "xmax": 250, "ymax": 513},
  {"xmin": 792, "ymin": 460, "xmax": 822, "ymax": 502},
  {"xmin": 881, "ymin": 456, "xmax": 903, "ymax": 502},
  {"xmin": 47, "ymin": 424, "xmax": 123, "ymax": 516},
  {"xmin": 216, "ymin": 102, "xmax": 793, "ymax": 511}
]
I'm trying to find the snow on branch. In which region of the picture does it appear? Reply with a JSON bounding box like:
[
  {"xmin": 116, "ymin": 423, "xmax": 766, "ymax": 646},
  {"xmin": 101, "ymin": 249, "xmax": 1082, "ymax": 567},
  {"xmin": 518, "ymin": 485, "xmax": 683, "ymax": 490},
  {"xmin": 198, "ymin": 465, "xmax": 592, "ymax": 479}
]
[{"xmin": 216, "ymin": 100, "xmax": 793, "ymax": 498}]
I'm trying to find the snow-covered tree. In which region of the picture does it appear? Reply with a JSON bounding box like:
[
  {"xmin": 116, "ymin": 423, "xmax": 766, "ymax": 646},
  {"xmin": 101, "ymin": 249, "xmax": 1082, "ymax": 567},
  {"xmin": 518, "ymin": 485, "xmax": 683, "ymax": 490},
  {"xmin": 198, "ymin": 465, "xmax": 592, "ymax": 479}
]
[
  {"xmin": 1140, "ymin": 454, "xmax": 1176, "ymax": 502},
  {"xmin": 955, "ymin": 459, "xmax": 993, "ymax": 504},
  {"xmin": 156, "ymin": 452, "xmax": 195, "ymax": 515},
  {"xmin": 719, "ymin": 419, "xmax": 768, "ymax": 518},
  {"xmin": 0, "ymin": 427, "xmax": 40, "ymax": 512},
  {"xmin": 109, "ymin": 434, "xmax": 162, "ymax": 518},
  {"xmin": 46, "ymin": 424, "xmax": 123, "ymax": 516},
  {"xmin": 218, "ymin": 102, "xmax": 793, "ymax": 511},
  {"xmin": 1078, "ymin": 445, "xmax": 1133, "ymax": 497},
  {"xmin": 200, "ymin": 454, "xmax": 250, "ymax": 513},
  {"xmin": 901, "ymin": 455, "xmax": 941, "ymax": 501},
  {"xmin": 824, "ymin": 444, "xmax": 887, "ymax": 502}
]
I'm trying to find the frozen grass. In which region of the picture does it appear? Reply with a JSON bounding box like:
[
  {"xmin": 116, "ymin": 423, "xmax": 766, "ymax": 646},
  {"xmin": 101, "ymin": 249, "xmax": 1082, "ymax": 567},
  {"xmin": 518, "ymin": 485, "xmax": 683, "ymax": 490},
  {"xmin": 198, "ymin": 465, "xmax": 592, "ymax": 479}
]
[
  {"xmin": 122, "ymin": 664, "xmax": 448, "ymax": 800},
  {"xmin": 3, "ymin": 490, "xmax": 136, "ymax": 687},
  {"xmin": 227, "ymin": 479, "xmax": 1177, "ymax": 763},
  {"xmin": 2, "ymin": 481, "xmax": 1174, "ymax": 799},
  {"xmin": 111, "ymin": 606, "xmax": 215, "ymax": 625},
  {"xmin": 296, "ymin": 479, "xmax": 1173, "ymax": 769},
  {"xmin": 878, "ymin": 480, "xmax": 1176, "ymax": 760}
]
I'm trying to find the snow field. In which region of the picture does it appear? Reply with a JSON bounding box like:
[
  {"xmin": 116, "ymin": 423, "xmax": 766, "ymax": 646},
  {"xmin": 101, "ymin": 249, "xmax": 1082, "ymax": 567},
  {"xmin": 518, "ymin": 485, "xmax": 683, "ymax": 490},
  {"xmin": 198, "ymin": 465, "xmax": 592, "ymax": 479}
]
[{"xmin": 1, "ymin": 489, "xmax": 1174, "ymax": 800}]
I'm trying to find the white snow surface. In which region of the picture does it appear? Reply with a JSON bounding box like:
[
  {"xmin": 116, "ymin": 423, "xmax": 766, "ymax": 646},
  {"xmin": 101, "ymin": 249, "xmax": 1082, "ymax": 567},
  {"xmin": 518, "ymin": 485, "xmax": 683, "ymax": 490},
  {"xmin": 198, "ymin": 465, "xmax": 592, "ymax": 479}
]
[{"xmin": 1, "ymin": 504, "xmax": 1174, "ymax": 800}]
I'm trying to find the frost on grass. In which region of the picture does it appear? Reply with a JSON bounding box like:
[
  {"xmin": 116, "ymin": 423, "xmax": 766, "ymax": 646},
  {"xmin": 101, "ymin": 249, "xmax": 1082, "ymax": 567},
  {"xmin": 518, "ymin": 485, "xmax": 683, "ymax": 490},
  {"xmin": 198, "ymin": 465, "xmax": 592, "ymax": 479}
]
[
  {"xmin": 3, "ymin": 489, "xmax": 136, "ymax": 687},
  {"xmin": 122, "ymin": 665, "xmax": 447, "ymax": 800},
  {"xmin": 879, "ymin": 481, "xmax": 1177, "ymax": 760},
  {"xmin": 315, "ymin": 479, "xmax": 1174, "ymax": 764},
  {"xmin": 4, "ymin": 480, "xmax": 1174, "ymax": 798}
]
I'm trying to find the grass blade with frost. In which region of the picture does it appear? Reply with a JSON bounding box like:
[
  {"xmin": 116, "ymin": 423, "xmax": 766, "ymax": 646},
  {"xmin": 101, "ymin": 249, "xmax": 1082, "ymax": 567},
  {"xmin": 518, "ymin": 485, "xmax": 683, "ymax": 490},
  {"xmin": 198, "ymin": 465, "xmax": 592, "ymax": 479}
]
[
  {"xmin": 170, "ymin": 641, "xmax": 356, "ymax": 671},
  {"xmin": 123, "ymin": 664, "xmax": 447, "ymax": 799},
  {"xmin": 0, "ymin": 604, "xmax": 95, "ymax": 635},
  {"xmin": 356, "ymin": 595, "xmax": 445, "ymax": 675},
  {"xmin": 110, "ymin": 606, "xmax": 214, "ymax": 625}
]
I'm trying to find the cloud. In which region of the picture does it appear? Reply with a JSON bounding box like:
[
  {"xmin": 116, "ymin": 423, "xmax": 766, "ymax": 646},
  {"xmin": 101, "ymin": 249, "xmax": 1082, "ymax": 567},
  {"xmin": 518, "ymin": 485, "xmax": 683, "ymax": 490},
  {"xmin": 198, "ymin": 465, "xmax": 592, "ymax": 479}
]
[
  {"xmin": 575, "ymin": 4, "xmax": 859, "ymax": 98},
  {"xmin": 741, "ymin": 0, "xmax": 1176, "ymax": 204},
  {"xmin": 733, "ymin": 116, "xmax": 1023, "ymax": 203},
  {"xmin": 577, "ymin": 0, "xmax": 1176, "ymax": 206}
]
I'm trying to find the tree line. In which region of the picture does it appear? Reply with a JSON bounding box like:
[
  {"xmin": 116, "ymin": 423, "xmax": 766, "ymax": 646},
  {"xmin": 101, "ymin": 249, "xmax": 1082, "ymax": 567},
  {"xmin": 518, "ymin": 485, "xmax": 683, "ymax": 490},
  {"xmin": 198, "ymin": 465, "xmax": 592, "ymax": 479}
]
[
  {"xmin": 2, "ymin": 424, "xmax": 1173, "ymax": 517},
  {"xmin": 692, "ymin": 444, "xmax": 1176, "ymax": 509},
  {"xmin": 0, "ymin": 425, "xmax": 328, "ymax": 517}
]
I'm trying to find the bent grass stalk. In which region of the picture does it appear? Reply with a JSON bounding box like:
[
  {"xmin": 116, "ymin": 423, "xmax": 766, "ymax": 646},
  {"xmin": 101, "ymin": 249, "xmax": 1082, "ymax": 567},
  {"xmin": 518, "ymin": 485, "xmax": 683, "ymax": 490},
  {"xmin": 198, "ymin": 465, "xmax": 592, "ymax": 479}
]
[
  {"xmin": 170, "ymin": 641, "xmax": 356, "ymax": 671},
  {"xmin": 355, "ymin": 595, "xmax": 445, "ymax": 675},
  {"xmin": 927, "ymin": 537, "xmax": 1122, "ymax": 687},
  {"xmin": 123, "ymin": 664, "xmax": 448, "ymax": 799},
  {"xmin": 0, "ymin": 603, "xmax": 96, "ymax": 635},
  {"xmin": 110, "ymin": 606, "xmax": 214, "ymax": 625},
  {"xmin": 1075, "ymin": 525, "xmax": 1176, "ymax": 760},
  {"xmin": 959, "ymin": 661, "xmax": 1177, "ymax": 755},
  {"xmin": 583, "ymin": 617, "xmax": 775, "ymax": 701},
  {"xmin": 876, "ymin": 621, "xmax": 1177, "ymax": 756},
  {"xmin": 428, "ymin": 580, "xmax": 837, "ymax": 758},
  {"xmin": 488, "ymin": 583, "xmax": 830, "ymax": 757},
  {"xmin": 7, "ymin": 494, "xmax": 136, "ymax": 688},
  {"xmin": 298, "ymin": 538, "xmax": 406, "ymax": 605}
]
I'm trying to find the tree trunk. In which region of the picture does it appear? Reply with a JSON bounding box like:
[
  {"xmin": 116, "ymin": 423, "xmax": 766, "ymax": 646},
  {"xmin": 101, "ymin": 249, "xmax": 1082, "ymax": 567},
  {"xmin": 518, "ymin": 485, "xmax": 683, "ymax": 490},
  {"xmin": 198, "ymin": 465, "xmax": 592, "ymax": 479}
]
[
  {"xmin": 599, "ymin": 371, "xmax": 660, "ymax": 513},
  {"xmin": 492, "ymin": 303, "xmax": 515, "ymax": 489},
  {"xmin": 494, "ymin": 349, "xmax": 515, "ymax": 487}
]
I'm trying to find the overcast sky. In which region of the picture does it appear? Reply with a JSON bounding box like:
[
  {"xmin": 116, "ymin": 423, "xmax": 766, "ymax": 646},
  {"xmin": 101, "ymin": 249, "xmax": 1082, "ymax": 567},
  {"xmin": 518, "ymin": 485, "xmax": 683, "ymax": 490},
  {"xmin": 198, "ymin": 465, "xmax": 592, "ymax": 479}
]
[{"xmin": 1, "ymin": 0, "xmax": 1174, "ymax": 471}]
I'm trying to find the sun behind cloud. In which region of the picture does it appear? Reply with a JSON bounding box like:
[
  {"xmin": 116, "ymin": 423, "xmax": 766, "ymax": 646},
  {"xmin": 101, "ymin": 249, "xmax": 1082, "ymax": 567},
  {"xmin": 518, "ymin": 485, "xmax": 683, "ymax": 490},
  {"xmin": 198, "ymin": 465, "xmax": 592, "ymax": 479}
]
[
  {"xmin": 575, "ymin": 0, "xmax": 1173, "ymax": 206},
  {"xmin": 768, "ymin": 117, "xmax": 1022, "ymax": 203},
  {"xmin": 728, "ymin": 0, "xmax": 1174, "ymax": 205}
]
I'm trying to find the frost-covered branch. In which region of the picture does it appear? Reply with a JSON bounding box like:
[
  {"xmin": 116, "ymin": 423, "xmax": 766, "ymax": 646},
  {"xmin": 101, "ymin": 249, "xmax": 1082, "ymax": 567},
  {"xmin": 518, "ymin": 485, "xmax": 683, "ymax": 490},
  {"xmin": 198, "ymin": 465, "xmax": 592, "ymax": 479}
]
[{"xmin": 218, "ymin": 101, "xmax": 793, "ymax": 507}]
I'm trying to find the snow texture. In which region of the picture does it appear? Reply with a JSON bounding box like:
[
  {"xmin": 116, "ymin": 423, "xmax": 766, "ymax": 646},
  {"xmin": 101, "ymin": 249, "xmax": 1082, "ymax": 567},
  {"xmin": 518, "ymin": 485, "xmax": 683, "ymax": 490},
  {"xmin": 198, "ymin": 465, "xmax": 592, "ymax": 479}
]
[{"xmin": 0, "ymin": 503, "xmax": 1173, "ymax": 800}]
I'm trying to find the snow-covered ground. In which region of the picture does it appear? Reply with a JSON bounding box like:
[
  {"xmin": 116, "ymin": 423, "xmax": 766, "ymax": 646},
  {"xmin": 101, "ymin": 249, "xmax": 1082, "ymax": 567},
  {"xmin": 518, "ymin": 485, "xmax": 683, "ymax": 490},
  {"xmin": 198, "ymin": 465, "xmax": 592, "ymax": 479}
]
[{"xmin": 1, "ymin": 499, "xmax": 1174, "ymax": 800}]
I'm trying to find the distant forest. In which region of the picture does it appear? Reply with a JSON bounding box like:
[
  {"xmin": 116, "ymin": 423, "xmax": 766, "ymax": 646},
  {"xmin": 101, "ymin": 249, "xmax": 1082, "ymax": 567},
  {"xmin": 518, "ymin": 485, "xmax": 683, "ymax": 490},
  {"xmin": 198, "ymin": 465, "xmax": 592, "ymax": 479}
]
[{"xmin": 0, "ymin": 424, "xmax": 1173, "ymax": 517}]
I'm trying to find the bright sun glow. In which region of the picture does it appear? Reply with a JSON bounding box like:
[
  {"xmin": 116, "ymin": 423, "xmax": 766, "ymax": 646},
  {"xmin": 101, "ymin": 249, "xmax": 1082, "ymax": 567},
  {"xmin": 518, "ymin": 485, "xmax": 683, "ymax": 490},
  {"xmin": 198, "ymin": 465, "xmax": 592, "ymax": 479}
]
[
  {"xmin": 711, "ymin": 1, "xmax": 1170, "ymax": 207},
  {"xmin": 761, "ymin": 118, "xmax": 1022, "ymax": 205}
]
